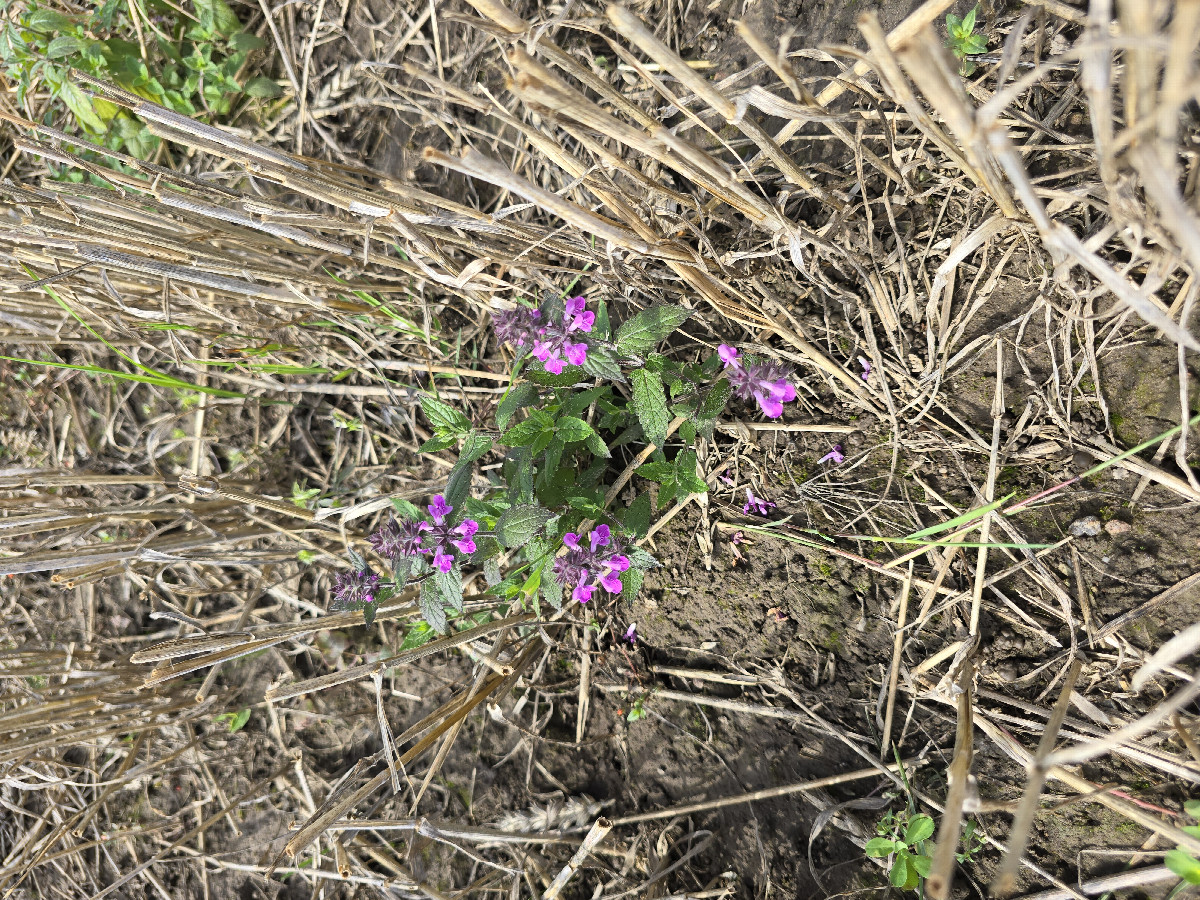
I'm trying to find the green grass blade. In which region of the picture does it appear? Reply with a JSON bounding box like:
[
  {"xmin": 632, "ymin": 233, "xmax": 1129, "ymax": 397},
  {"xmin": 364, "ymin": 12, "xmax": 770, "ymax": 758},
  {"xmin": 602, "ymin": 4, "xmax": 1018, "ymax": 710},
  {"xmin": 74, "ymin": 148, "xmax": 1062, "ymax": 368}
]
[{"xmin": 904, "ymin": 492, "xmax": 1014, "ymax": 541}]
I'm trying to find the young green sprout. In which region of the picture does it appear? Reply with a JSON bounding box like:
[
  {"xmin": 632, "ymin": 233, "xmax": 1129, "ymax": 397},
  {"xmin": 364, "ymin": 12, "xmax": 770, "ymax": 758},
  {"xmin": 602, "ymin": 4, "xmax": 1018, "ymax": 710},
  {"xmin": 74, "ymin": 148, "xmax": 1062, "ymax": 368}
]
[{"xmin": 945, "ymin": 5, "xmax": 988, "ymax": 76}]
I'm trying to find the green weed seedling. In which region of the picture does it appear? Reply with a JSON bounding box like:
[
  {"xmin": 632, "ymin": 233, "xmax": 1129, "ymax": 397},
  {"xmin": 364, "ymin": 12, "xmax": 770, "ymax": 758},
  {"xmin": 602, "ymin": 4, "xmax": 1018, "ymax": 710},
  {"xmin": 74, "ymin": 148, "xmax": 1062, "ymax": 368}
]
[
  {"xmin": 0, "ymin": 0, "xmax": 280, "ymax": 176},
  {"xmin": 1164, "ymin": 800, "xmax": 1200, "ymax": 891},
  {"xmin": 945, "ymin": 5, "xmax": 987, "ymax": 76},
  {"xmin": 867, "ymin": 810, "xmax": 935, "ymax": 891}
]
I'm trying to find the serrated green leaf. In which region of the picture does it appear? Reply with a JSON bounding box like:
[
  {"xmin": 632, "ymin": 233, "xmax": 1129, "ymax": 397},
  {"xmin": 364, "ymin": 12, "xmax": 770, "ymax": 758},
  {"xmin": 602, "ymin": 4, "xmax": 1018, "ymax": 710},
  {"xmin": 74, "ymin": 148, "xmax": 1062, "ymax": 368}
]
[
  {"xmin": 699, "ymin": 379, "xmax": 732, "ymax": 420},
  {"xmin": 542, "ymin": 573, "xmax": 563, "ymax": 611},
  {"xmin": 905, "ymin": 815, "xmax": 935, "ymax": 844},
  {"xmin": 419, "ymin": 433, "xmax": 458, "ymax": 452},
  {"xmin": 363, "ymin": 599, "xmax": 380, "ymax": 626},
  {"xmin": 582, "ymin": 346, "xmax": 625, "ymax": 382},
  {"xmin": 585, "ymin": 431, "xmax": 610, "ymax": 458},
  {"xmin": 556, "ymin": 416, "xmax": 595, "ymax": 442},
  {"xmin": 621, "ymin": 493, "xmax": 652, "ymax": 537},
  {"xmin": 420, "ymin": 579, "xmax": 448, "ymax": 633},
  {"xmin": 636, "ymin": 460, "xmax": 674, "ymax": 484},
  {"xmin": 527, "ymin": 368, "xmax": 583, "ymax": 387},
  {"xmin": 674, "ymin": 451, "xmax": 707, "ymax": 496},
  {"xmin": 631, "ymin": 369, "xmax": 670, "ymax": 449},
  {"xmin": 458, "ymin": 431, "xmax": 494, "ymax": 465},
  {"xmin": 28, "ymin": 9, "xmax": 75, "ymax": 32},
  {"xmin": 391, "ymin": 498, "xmax": 422, "ymax": 519},
  {"xmin": 621, "ymin": 567, "xmax": 644, "ymax": 603},
  {"xmin": 497, "ymin": 383, "xmax": 538, "ymax": 430},
  {"xmin": 496, "ymin": 503, "xmax": 554, "ymax": 547},
  {"xmin": 625, "ymin": 546, "xmax": 660, "ymax": 570},
  {"xmin": 436, "ymin": 565, "xmax": 464, "ymax": 614},
  {"xmin": 864, "ymin": 838, "xmax": 897, "ymax": 858},
  {"xmin": 442, "ymin": 462, "xmax": 473, "ymax": 512},
  {"xmin": 615, "ymin": 304, "xmax": 692, "ymax": 356},
  {"xmin": 420, "ymin": 393, "xmax": 472, "ymax": 435},
  {"xmin": 501, "ymin": 410, "xmax": 554, "ymax": 447}
]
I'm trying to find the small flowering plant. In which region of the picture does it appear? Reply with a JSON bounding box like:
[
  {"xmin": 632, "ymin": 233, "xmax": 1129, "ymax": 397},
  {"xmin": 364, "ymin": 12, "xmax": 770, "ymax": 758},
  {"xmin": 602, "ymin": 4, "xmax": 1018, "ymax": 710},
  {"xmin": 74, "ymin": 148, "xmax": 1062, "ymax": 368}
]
[{"xmin": 327, "ymin": 290, "xmax": 800, "ymax": 634}]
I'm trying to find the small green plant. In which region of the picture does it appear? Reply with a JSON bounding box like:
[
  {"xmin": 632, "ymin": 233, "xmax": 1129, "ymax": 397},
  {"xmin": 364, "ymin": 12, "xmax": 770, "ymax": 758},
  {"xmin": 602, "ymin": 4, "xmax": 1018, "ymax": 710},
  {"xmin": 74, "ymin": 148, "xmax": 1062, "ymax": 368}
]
[
  {"xmin": 291, "ymin": 482, "xmax": 321, "ymax": 509},
  {"xmin": 956, "ymin": 819, "xmax": 986, "ymax": 864},
  {"xmin": 1163, "ymin": 800, "xmax": 1200, "ymax": 888},
  {"xmin": 328, "ymin": 289, "xmax": 803, "ymax": 631},
  {"xmin": 625, "ymin": 696, "xmax": 649, "ymax": 723},
  {"xmin": 945, "ymin": 5, "xmax": 987, "ymax": 76},
  {"xmin": 0, "ymin": 0, "xmax": 280, "ymax": 173},
  {"xmin": 866, "ymin": 810, "xmax": 935, "ymax": 891},
  {"xmin": 213, "ymin": 707, "xmax": 251, "ymax": 733}
]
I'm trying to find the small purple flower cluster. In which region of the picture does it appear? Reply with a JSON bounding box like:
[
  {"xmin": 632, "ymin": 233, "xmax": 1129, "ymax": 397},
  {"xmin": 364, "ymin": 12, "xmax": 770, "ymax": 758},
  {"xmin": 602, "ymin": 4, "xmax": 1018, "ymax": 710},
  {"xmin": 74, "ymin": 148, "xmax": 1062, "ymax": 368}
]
[
  {"xmin": 331, "ymin": 567, "xmax": 381, "ymax": 610},
  {"xmin": 717, "ymin": 345, "xmax": 797, "ymax": 418},
  {"xmin": 492, "ymin": 297, "xmax": 594, "ymax": 374},
  {"xmin": 743, "ymin": 489, "xmax": 776, "ymax": 516},
  {"xmin": 367, "ymin": 494, "xmax": 479, "ymax": 574},
  {"xmin": 552, "ymin": 524, "xmax": 631, "ymax": 604}
]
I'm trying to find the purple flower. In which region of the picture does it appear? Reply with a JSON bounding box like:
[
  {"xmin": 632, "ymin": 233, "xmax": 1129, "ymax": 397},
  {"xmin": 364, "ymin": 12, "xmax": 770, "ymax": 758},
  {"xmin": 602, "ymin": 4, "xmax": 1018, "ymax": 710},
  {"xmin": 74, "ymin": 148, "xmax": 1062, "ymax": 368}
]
[
  {"xmin": 492, "ymin": 306, "xmax": 541, "ymax": 347},
  {"xmin": 331, "ymin": 567, "xmax": 382, "ymax": 610},
  {"xmin": 718, "ymin": 344, "xmax": 797, "ymax": 419},
  {"xmin": 623, "ymin": 623, "xmax": 637, "ymax": 645},
  {"xmin": 494, "ymin": 296, "xmax": 595, "ymax": 374},
  {"xmin": 818, "ymin": 445, "xmax": 845, "ymax": 465},
  {"xmin": 553, "ymin": 524, "xmax": 630, "ymax": 603},
  {"xmin": 422, "ymin": 494, "xmax": 479, "ymax": 573},
  {"xmin": 858, "ymin": 357, "xmax": 872, "ymax": 381},
  {"xmin": 367, "ymin": 494, "xmax": 479, "ymax": 576},
  {"xmin": 369, "ymin": 517, "xmax": 430, "ymax": 562},
  {"xmin": 718, "ymin": 469, "xmax": 735, "ymax": 486},
  {"xmin": 743, "ymin": 489, "xmax": 775, "ymax": 517}
]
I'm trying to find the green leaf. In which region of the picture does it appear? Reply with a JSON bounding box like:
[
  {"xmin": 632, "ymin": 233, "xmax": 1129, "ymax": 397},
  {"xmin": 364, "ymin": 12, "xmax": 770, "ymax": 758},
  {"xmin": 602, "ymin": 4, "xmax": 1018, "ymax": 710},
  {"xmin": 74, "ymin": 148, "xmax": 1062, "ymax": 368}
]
[
  {"xmin": 1185, "ymin": 800, "xmax": 1200, "ymax": 820},
  {"xmin": 905, "ymin": 493, "xmax": 1014, "ymax": 541},
  {"xmin": 442, "ymin": 461, "xmax": 473, "ymax": 512},
  {"xmin": 636, "ymin": 460, "xmax": 674, "ymax": 484},
  {"xmin": 527, "ymin": 369, "xmax": 583, "ymax": 387},
  {"xmin": 910, "ymin": 853, "xmax": 932, "ymax": 878},
  {"xmin": 615, "ymin": 304, "xmax": 693, "ymax": 356},
  {"xmin": 585, "ymin": 431, "xmax": 610, "ymax": 458},
  {"xmin": 399, "ymin": 622, "xmax": 435, "ymax": 651},
  {"xmin": 28, "ymin": 9, "xmax": 75, "ymax": 32},
  {"xmin": 964, "ymin": 34, "xmax": 987, "ymax": 54},
  {"xmin": 582, "ymin": 346, "xmax": 625, "ymax": 382},
  {"xmin": 458, "ymin": 431, "xmax": 494, "ymax": 465},
  {"xmin": 420, "ymin": 579, "xmax": 448, "ymax": 633},
  {"xmin": 962, "ymin": 6, "xmax": 977, "ymax": 32},
  {"xmin": 419, "ymin": 433, "xmax": 458, "ymax": 452},
  {"xmin": 621, "ymin": 567, "xmax": 644, "ymax": 603},
  {"xmin": 228, "ymin": 31, "xmax": 266, "ymax": 51},
  {"xmin": 889, "ymin": 856, "xmax": 913, "ymax": 889},
  {"xmin": 58, "ymin": 79, "xmax": 107, "ymax": 133},
  {"xmin": 673, "ymin": 450, "xmax": 707, "ymax": 496},
  {"xmin": 905, "ymin": 814, "xmax": 935, "ymax": 844},
  {"xmin": 1166, "ymin": 850, "xmax": 1200, "ymax": 884},
  {"xmin": 391, "ymin": 498, "xmax": 423, "ymax": 520},
  {"xmin": 631, "ymin": 369, "xmax": 670, "ymax": 449},
  {"xmin": 46, "ymin": 35, "xmax": 86, "ymax": 58},
  {"xmin": 497, "ymin": 383, "xmax": 538, "ymax": 430},
  {"xmin": 496, "ymin": 503, "xmax": 554, "ymax": 548},
  {"xmin": 420, "ymin": 393, "xmax": 472, "ymax": 435},
  {"xmin": 865, "ymin": 838, "xmax": 897, "ymax": 858},
  {"xmin": 362, "ymin": 599, "xmax": 380, "ymax": 626},
  {"xmin": 621, "ymin": 493, "xmax": 652, "ymax": 537},
  {"xmin": 625, "ymin": 546, "xmax": 659, "ymax": 570},
  {"xmin": 228, "ymin": 707, "xmax": 251, "ymax": 733},
  {"xmin": 501, "ymin": 410, "xmax": 554, "ymax": 447},
  {"xmin": 556, "ymin": 416, "xmax": 595, "ymax": 443},
  {"xmin": 542, "ymin": 573, "xmax": 564, "ymax": 611},
  {"xmin": 436, "ymin": 565, "xmax": 464, "ymax": 614},
  {"xmin": 242, "ymin": 75, "xmax": 282, "ymax": 98},
  {"xmin": 192, "ymin": 0, "xmax": 243, "ymax": 36}
]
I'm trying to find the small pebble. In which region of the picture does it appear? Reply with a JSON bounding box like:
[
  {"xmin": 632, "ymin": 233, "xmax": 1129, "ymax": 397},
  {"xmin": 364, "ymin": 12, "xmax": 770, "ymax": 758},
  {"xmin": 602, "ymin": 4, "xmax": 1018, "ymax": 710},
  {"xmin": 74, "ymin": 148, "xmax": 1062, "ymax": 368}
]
[
  {"xmin": 1104, "ymin": 520, "xmax": 1131, "ymax": 535},
  {"xmin": 1069, "ymin": 516, "xmax": 1103, "ymax": 537}
]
